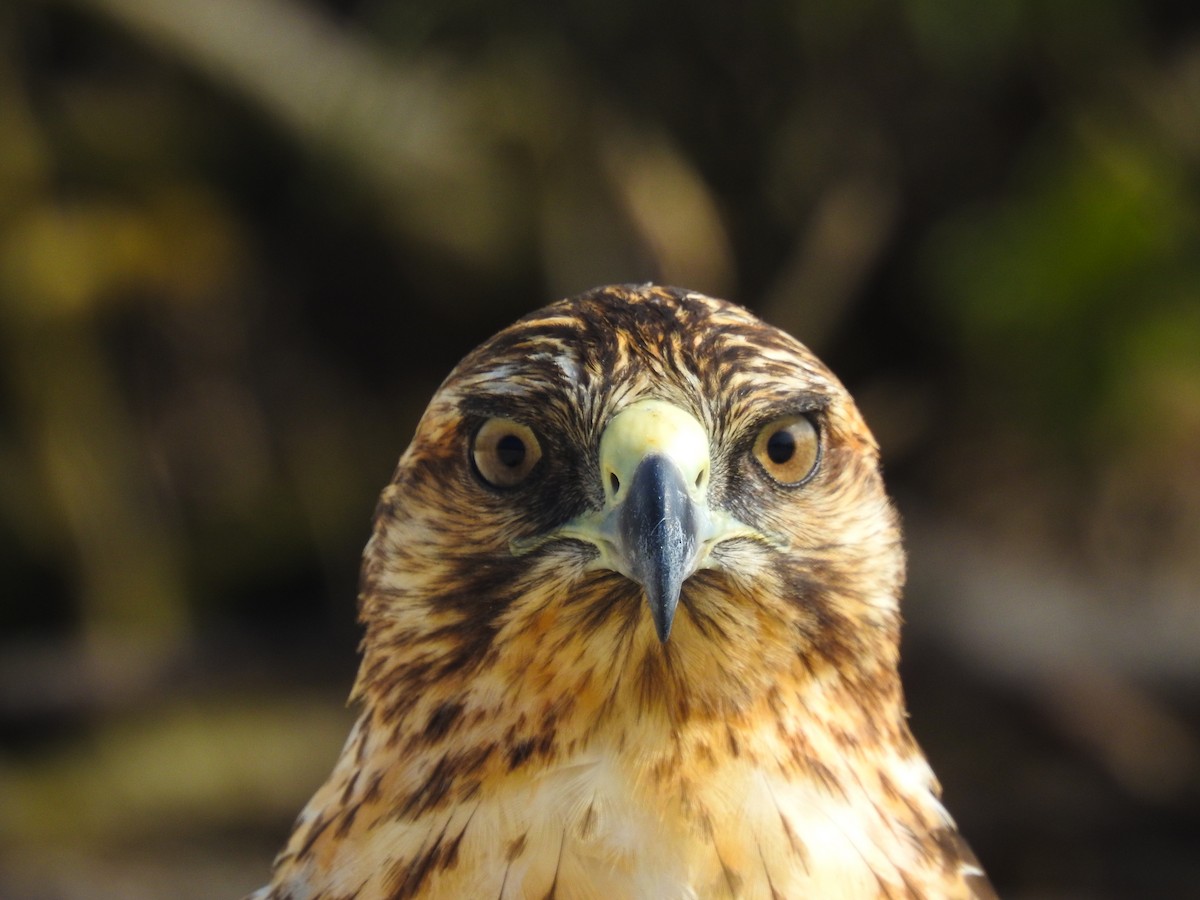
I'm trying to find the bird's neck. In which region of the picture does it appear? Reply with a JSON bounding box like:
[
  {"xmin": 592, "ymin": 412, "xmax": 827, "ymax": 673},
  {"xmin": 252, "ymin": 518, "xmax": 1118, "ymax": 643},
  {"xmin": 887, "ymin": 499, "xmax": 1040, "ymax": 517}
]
[
  {"xmin": 356, "ymin": 627, "xmax": 915, "ymax": 804},
  {"xmin": 333, "ymin": 647, "xmax": 947, "ymax": 899}
]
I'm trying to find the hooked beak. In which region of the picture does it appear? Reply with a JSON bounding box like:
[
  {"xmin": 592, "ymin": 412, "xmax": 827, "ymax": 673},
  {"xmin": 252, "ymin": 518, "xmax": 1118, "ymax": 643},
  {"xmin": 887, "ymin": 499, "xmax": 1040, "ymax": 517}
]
[
  {"xmin": 539, "ymin": 399, "xmax": 755, "ymax": 642},
  {"xmin": 619, "ymin": 452, "xmax": 698, "ymax": 642}
]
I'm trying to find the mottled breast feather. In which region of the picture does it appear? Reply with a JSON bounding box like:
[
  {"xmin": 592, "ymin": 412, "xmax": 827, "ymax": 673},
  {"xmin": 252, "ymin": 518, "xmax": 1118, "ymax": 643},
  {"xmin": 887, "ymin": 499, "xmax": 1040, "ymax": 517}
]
[{"xmin": 250, "ymin": 284, "xmax": 995, "ymax": 900}]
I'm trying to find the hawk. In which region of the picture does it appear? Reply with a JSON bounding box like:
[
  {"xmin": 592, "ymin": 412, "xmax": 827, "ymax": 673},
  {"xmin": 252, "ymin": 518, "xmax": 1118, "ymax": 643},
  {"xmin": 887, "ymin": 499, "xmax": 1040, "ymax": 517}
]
[{"xmin": 251, "ymin": 285, "xmax": 993, "ymax": 899}]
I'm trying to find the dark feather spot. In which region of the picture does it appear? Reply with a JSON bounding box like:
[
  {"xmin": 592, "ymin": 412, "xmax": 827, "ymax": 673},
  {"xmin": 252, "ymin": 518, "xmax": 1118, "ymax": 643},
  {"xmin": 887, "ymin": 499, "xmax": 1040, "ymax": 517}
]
[
  {"xmin": 397, "ymin": 745, "xmax": 494, "ymax": 821},
  {"xmin": 295, "ymin": 812, "xmax": 335, "ymax": 862},
  {"xmin": 422, "ymin": 701, "xmax": 465, "ymax": 744},
  {"xmin": 506, "ymin": 832, "xmax": 527, "ymax": 862},
  {"xmin": 507, "ymin": 739, "xmax": 535, "ymax": 770}
]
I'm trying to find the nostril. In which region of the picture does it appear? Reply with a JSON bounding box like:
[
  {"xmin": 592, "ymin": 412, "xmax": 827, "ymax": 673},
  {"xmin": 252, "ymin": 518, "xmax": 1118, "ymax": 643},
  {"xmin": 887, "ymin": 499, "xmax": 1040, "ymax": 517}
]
[
  {"xmin": 695, "ymin": 467, "xmax": 707, "ymax": 489},
  {"xmin": 609, "ymin": 472, "xmax": 621, "ymax": 496}
]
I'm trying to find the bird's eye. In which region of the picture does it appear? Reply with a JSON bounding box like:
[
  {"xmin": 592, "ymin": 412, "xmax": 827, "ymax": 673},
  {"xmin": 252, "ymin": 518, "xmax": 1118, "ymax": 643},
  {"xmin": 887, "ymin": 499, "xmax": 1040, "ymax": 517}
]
[
  {"xmin": 753, "ymin": 415, "xmax": 820, "ymax": 485},
  {"xmin": 472, "ymin": 418, "xmax": 542, "ymax": 488}
]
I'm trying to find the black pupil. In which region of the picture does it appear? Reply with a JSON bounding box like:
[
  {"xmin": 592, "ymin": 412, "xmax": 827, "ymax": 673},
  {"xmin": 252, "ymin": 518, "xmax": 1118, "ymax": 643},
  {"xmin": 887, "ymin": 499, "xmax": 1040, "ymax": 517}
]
[
  {"xmin": 766, "ymin": 428, "xmax": 796, "ymax": 464},
  {"xmin": 495, "ymin": 433, "xmax": 526, "ymax": 468}
]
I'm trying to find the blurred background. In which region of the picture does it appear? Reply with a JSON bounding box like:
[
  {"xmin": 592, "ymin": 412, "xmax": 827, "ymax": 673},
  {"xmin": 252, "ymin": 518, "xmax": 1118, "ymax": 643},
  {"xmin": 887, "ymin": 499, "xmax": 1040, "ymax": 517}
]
[{"xmin": 1, "ymin": 0, "xmax": 1198, "ymax": 896}]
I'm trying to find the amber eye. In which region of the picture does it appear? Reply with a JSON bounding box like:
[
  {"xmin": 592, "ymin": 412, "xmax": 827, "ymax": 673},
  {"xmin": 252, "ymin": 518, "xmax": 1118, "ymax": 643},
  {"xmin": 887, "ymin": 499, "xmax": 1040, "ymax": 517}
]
[
  {"xmin": 753, "ymin": 415, "xmax": 820, "ymax": 485},
  {"xmin": 472, "ymin": 418, "xmax": 542, "ymax": 488}
]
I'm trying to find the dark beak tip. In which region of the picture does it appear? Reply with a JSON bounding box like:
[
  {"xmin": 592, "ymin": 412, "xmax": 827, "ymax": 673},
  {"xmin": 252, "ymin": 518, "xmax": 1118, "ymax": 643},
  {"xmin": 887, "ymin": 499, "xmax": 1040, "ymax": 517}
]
[{"xmin": 649, "ymin": 590, "xmax": 679, "ymax": 643}]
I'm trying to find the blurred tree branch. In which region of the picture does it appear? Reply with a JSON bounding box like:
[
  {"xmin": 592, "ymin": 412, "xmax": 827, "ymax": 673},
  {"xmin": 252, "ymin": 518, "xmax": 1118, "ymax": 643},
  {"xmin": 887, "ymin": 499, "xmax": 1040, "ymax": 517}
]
[
  {"xmin": 62, "ymin": 0, "xmax": 527, "ymax": 266},
  {"xmin": 59, "ymin": 0, "xmax": 739, "ymax": 294}
]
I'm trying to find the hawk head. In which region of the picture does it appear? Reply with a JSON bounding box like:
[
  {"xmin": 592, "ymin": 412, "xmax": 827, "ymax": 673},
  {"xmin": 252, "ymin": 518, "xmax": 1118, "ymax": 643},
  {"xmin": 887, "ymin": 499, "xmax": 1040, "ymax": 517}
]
[
  {"xmin": 357, "ymin": 284, "xmax": 903, "ymax": 730},
  {"xmin": 258, "ymin": 284, "xmax": 992, "ymax": 900}
]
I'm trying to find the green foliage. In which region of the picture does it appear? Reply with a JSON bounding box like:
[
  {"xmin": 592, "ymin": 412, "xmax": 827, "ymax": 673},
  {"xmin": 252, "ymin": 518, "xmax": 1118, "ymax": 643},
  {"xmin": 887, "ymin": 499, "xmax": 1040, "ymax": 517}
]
[{"xmin": 926, "ymin": 120, "xmax": 1199, "ymax": 448}]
